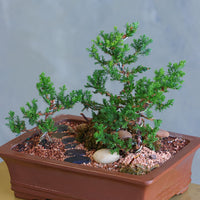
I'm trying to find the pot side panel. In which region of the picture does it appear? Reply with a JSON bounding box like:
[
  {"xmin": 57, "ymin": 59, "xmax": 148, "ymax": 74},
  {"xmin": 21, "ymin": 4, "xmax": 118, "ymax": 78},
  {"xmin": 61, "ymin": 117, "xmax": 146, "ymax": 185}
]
[
  {"xmin": 145, "ymin": 151, "xmax": 195, "ymax": 200},
  {"xmin": 5, "ymin": 157, "xmax": 148, "ymax": 200},
  {"xmin": 4, "ymin": 152, "xmax": 195, "ymax": 200}
]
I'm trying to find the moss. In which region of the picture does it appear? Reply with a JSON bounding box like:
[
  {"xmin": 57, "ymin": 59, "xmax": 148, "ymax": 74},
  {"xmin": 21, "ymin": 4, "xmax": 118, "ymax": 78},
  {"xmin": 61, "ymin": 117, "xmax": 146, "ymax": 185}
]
[
  {"xmin": 75, "ymin": 122, "xmax": 104, "ymax": 150},
  {"xmin": 120, "ymin": 163, "xmax": 160, "ymax": 175}
]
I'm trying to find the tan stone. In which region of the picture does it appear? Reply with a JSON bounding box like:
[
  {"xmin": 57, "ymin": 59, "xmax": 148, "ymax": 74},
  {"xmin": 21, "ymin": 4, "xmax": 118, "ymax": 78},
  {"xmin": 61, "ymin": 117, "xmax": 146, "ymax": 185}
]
[
  {"xmin": 118, "ymin": 130, "xmax": 132, "ymax": 139},
  {"xmin": 156, "ymin": 129, "xmax": 170, "ymax": 138}
]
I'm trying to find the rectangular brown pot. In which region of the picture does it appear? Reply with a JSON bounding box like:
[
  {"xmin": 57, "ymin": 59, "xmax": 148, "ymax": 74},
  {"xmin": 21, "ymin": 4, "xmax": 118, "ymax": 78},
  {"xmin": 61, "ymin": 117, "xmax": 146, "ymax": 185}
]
[{"xmin": 0, "ymin": 114, "xmax": 200, "ymax": 200}]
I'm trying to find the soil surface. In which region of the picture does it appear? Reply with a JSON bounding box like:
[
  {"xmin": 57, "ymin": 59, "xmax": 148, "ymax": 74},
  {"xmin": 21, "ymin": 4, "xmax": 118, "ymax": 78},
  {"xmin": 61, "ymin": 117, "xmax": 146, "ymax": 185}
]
[{"xmin": 12, "ymin": 121, "xmax": 189, "ymax": 175}]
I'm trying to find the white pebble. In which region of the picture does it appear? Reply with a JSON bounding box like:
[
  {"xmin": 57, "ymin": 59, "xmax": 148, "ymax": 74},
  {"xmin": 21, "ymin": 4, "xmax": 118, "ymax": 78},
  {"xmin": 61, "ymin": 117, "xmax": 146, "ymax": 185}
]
[{"xmin": 93, "ymin": 149, "xmax": 120, "ymax": 164}]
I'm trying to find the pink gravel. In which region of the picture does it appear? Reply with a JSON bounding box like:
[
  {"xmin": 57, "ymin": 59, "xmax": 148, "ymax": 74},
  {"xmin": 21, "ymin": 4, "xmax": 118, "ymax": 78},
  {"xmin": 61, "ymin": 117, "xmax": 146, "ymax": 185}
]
[{"xmin": 13, "ymin": 121, "xmax": 188, "ymax": 175}]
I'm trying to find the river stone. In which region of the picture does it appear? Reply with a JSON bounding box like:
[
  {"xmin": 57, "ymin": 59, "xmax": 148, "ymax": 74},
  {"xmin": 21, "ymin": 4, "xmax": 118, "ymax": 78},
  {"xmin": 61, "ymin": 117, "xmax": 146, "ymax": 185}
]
[
  {"xmin": 93, "ymin": 149, "xmax": 120, "ymax": 164},
  {"xmin": 57, "ymin": 124, "xmax": 69, "ymax": 132},
  {"xmin": 64, "ymin": 143, "xmax": 77, "ymax": 149},
  {"xmin": 52, "ymin": 131, "xmax": 69, "ymax": 139},
  {"xmin": 64, "ymin": 156, "xmax": 91, "ymax": 164},
  {"xmin": 65, "ymin": 149, "xmax": 86, "ymax": 156},
  {"xmin": 51, "ymin": 124, "xmax": 70, "ymax": 139},
  {"xmin": 118, "ymin": 130, "xmax": 132, "ymax": 139},
  {"xmin": 62, "ymin": 137, "xmax": 75, "ymax": 144},
  {"xmin": 156, "ymin": 129, "xmax": 170, "ymax": 138}
]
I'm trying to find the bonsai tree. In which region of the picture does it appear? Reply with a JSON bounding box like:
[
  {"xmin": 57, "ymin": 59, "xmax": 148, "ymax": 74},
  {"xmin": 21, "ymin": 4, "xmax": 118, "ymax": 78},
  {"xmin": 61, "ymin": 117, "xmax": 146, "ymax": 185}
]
[
  {"xmin": 80, "ymin": 22, "xmax": 185, "ymax": 153},
  {"xmin": 6, "ymin": 22, "xmax": 185, "ymax": 154}
]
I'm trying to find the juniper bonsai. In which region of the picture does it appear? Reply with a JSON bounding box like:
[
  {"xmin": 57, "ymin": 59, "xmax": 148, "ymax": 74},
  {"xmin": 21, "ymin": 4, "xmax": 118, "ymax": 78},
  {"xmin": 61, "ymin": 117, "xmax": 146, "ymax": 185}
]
[
  {"xmin": 6, "ymin": 22, "xmax": 185, "ymax": 154},
  {"xmin": 81, "ymin": 22, "xmax": 185, "ymax": 153}
]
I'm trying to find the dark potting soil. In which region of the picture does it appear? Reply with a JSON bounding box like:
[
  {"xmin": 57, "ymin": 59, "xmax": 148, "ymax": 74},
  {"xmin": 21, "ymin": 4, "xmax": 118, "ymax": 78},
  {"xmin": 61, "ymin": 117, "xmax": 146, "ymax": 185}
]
[{"xmin": 160, "ymin": 136, "xmax": 189, "ymax": 155}]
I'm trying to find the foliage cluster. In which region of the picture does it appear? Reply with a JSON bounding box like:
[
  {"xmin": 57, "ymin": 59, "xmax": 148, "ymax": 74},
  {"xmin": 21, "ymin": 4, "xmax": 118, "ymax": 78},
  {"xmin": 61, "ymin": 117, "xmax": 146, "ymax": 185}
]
[
  {"xmin": 6, "ymin": 72, "xmax": 91, "ymax": 139},
  {"xmin": 6, "ymin": 22, "xmax": 185, "ymax": 153}
]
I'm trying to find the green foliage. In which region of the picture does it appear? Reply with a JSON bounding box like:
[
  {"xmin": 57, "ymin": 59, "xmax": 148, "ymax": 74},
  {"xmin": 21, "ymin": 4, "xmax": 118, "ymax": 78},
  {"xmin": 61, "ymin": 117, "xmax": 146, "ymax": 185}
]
[
  {"xmin": 83, "ymin": 22, "xmax": 185, "ymax": 153},
  {"xmin": 37, "ymin": 117, "xmax": 57, "ymax": 134},
  {"xmin": 20, "ymin": 99, "xmax": 40, "ymax": 125},
  {"xmin": 5, "ymin": 111, "xmax": 25, "ymax": 134},
  {"xmin": 93, "ymin": 123, "xmax": 132, "ymax": 154},
  {"xmin": 6, "ymin": 73, "xmax": 88, "ymax": 137},
  {"xmin": 138, "ymin": 119, "xmax": 162, "ymax": 151},
  {"xmin": 36, "ymin": 72, "xmax": 56, "ymax": 105}
]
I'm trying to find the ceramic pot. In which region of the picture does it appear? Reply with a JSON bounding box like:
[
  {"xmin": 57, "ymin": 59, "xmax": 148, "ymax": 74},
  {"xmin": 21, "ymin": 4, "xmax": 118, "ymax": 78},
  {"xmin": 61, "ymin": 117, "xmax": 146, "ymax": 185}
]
[{"xmin": 0, "ymin": 114, "xmax": 200, "ymax": 200}]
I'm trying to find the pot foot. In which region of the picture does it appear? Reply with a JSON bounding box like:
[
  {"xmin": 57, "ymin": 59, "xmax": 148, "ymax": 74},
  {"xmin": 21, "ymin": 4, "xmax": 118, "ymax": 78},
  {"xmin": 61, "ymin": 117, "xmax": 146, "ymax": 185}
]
[
  {"xmin": 176, "ymin": 184, "xmax": 189, "ymax": 195},
  {"xmin": 15, "ymin": 191, "xmax": 41, "ymax": 200}
]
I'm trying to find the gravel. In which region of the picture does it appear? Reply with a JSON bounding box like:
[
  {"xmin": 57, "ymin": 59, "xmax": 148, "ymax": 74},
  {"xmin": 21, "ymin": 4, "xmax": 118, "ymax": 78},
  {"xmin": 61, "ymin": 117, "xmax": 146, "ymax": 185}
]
[{"xmin": 12, "ymin": 121, "xmax": 189, "ymax": 175}]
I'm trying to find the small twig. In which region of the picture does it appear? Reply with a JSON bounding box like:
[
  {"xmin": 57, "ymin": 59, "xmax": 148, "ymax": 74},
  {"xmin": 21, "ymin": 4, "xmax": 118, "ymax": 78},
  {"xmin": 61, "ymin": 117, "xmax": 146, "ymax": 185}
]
[
  {"xmin": 105, "ymin": 92, "xmax": 112, "ymax": 97},
  {"xmin": 135, "ymin": 145, "xmax": 143, "ymax": 153},
  {"xmin": 39, "ymin": 132, "xmax": 52, "ymax": 142},
  {"xmin": 137, "ymin": 117, "xmax": 142, "ymax": 126},
  {"xmin": 140, "ymin": 113, "xmax": 155, "ymax": 121},
  {"xmin": 123, "ymin": 36, "xmax": 129, "ymax": 41},
  {"xmin": 80, "ymin": 113, "xmax": 90, "ymax": 123}
]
